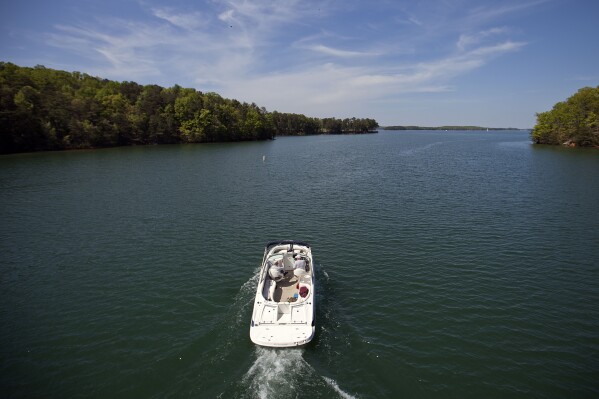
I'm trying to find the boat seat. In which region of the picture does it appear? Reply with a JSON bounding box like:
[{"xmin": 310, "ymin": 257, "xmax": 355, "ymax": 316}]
[
  {"xmin": 294, "ymin": 268, "xmax": 307, "ymax": 279},
  {"xmin": 262, "ymin": 278, "xmax": 277, "ymax": 301},
  {"xmin": 268, "ymin": 280, "xmax": 276, "ymax": 301},
  {"xmin": 283, "ymin": 254, "xmax": 295, "ymax": 270}
]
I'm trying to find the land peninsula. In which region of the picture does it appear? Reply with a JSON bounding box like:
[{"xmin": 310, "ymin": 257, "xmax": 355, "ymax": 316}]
[
  {"xmin": 0, "ymin": 62, "xmax": 378, "ymax": 154},
  {"xmin": 531, "ymin": 86, "xmax": 599, "ymax": 147}
]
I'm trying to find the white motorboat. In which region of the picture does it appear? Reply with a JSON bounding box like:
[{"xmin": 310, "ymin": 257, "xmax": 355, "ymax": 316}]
[{"xmin": 250, "ymin": 240, "xmax": 315, "ymax": 347}]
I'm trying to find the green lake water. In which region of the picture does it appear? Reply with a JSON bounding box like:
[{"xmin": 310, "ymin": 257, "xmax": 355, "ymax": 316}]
[{"xmin": 1, "ymin": 130, "xmax": 598, "ymax": 398}]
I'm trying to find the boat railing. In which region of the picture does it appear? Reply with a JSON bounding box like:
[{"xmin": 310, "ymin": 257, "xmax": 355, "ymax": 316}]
[{"xmin": 265, "ymin": 240, "xmax": 310, "ymax": 251}]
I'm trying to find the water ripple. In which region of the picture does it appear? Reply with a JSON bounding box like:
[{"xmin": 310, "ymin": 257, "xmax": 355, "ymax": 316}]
[{"xmin": 1, "ymin": 131, "xmax": 598, "ymax": 398}]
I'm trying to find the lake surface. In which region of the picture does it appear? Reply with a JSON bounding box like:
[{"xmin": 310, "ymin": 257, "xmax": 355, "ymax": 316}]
[{"xmin": 1, "ymin": 130, "xmax": 598, "ymax": 398}]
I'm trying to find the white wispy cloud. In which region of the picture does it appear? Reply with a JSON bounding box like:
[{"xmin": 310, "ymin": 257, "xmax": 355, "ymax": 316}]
[
  {"xmin": 49, "ymin": 0, "xmax": 334, "ymax": 84},
  {"xmin": 305, "ymin": 44, "xmax": 379, "ymax": 58},
  {"xmin": 218, "ymin": 9, "xmax": 235, "ymax": 24},
  {"xmin": 216, "ymin": 36, "xmax": 526, "ymax": 117},
  {"xmin": 216, "ymin": 0, "xmax": 316, "ymax": 32},
  {"xmin": 393, "ymin": 14, "xmax": 424, "ymax": 26},
  {"xmin": 408, "ymin": 16, "xmax": 423, "ymax": 26},
  {"xmin": 40, "ymin": 0, "xmax": 531, "ymax": 120},
  {"xmin": 46, "ymin": 21, "xmax": 179, "ymax": 79},
  {"xmin": 466, "ymin": 0, "xmax": 549, "ymax": 24},
  {"xmin": 467, "ymin": 40, "xmax": 526, "ymax": 57},
  {"xmin": 152, "ymin": 8, "xmax": 206, "ymax": 30},
  {"xmin": 457, "ymin": 27, "xmax": 510, "ymax": 51}
]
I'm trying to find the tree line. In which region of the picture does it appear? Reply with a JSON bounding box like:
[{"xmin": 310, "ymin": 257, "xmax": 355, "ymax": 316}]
[
  {"xmin": 532, "ymin": 86, "xmax": 599, "ymax": 147},
  {"xmin": 0, "ymin": 62, "xmax": 378, "ymax": 154},
  {"xmin": 271, "ymin": 112, "xmax": 378, "ymax": 136}
]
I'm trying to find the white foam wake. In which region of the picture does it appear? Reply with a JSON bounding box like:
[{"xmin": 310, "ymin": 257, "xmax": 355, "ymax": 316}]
[
  {"xmin": 323, "ymin": 376, "xmax": 359, "ymax": 399},
  {"xmin": 243, "ymin": 347, "xmax": 306, "ymax": 399},
  {"xmin": 242, "ymin": 347, "xmax": 358, "ymax": 399},
  {"xmin": 209, "ymin": 269, "xmax": 260, "ymax": 362},
  {"xmin": 230, "ymin": 267, "xmax": 261, "ymax": 326}
]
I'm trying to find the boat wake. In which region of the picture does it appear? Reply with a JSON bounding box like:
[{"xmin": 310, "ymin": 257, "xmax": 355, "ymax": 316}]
[
  {"xmin": 213, "ymin": 262, "xmax": 358, "ymax": 398},
  {"xmin": 240, "ymin": 347, "xmax": 358, "ymax": 399},
  {"xmin": 323, "ymin": 376, "xmax": 358, "ymax": 399},
  {"xmin": 242, "ymin": 347, "xmax": 305, "ymax": 399},
  {"xmin": 205, "ymin": 269, "xmax": 261, "ymax": 365},
  {"xmin": 233, "ymin": 268, "xmax": 261, "ymax": 324}
]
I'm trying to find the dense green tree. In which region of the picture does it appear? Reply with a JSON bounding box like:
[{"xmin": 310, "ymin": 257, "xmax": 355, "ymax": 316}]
[
  {"xmin": 532, "ymin": 86, "xmax": 599, "ymax": 146},
  {"xmin": 0, "ymin": 62, "xmax": 378, "ymax": 154}
]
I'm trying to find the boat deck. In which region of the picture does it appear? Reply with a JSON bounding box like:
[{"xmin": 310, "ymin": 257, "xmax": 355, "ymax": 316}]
[
  {"xmin": 274, "ymin": 273, "xmax": 300, "ymax": 302},
  {"xmin": 251, "ymin": 241, "xmax": 316, "ymax": 347}
]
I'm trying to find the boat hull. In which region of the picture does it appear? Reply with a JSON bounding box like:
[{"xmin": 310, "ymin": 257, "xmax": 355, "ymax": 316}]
[
  {"xmin": 250, "ymin": 241, "xmax": 315, "ymax": 348},
  {"xmin": 250, "ymin": 324, "xmax": 315, "ymax": 347}
]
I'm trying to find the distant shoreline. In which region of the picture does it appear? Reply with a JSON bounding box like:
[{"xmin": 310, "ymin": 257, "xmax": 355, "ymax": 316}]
[{"xmin": 382, "ymin": 126, "xmax": 528, "ymax": 131}]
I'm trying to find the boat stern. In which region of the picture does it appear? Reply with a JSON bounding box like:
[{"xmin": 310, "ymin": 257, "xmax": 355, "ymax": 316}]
[{"xmin": 250, "ymin": 323, "xmax": 315, "ymax": 347}]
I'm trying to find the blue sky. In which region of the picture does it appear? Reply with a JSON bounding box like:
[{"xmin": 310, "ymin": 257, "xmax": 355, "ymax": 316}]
[{"xmin": 1, "ymin": 0, "xmax": 598, "ymax": 128}]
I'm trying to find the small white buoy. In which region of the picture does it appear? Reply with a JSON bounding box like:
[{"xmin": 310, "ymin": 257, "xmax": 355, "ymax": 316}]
[{"xmin": 262, "ymin": 155, "xmax": 266, "ymax": 162}]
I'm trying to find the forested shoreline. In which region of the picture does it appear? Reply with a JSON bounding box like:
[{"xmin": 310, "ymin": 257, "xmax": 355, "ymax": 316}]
[
  {"xmin": 532, "ymin": 86, "xmax": 599, "ymax": 147},
  {"xmin": 0, "ymin": 62, "xmax": 378, "ymax": 154}
]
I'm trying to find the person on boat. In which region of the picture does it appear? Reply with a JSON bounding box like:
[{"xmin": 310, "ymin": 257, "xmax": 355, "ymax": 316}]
[
  {"xmin": 269, "ymin": 259, "xmax": 285, "ymax": 281},
  {"xmin": 294, "ymin": 254, "xmax": 306, "ymax": 271}
]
